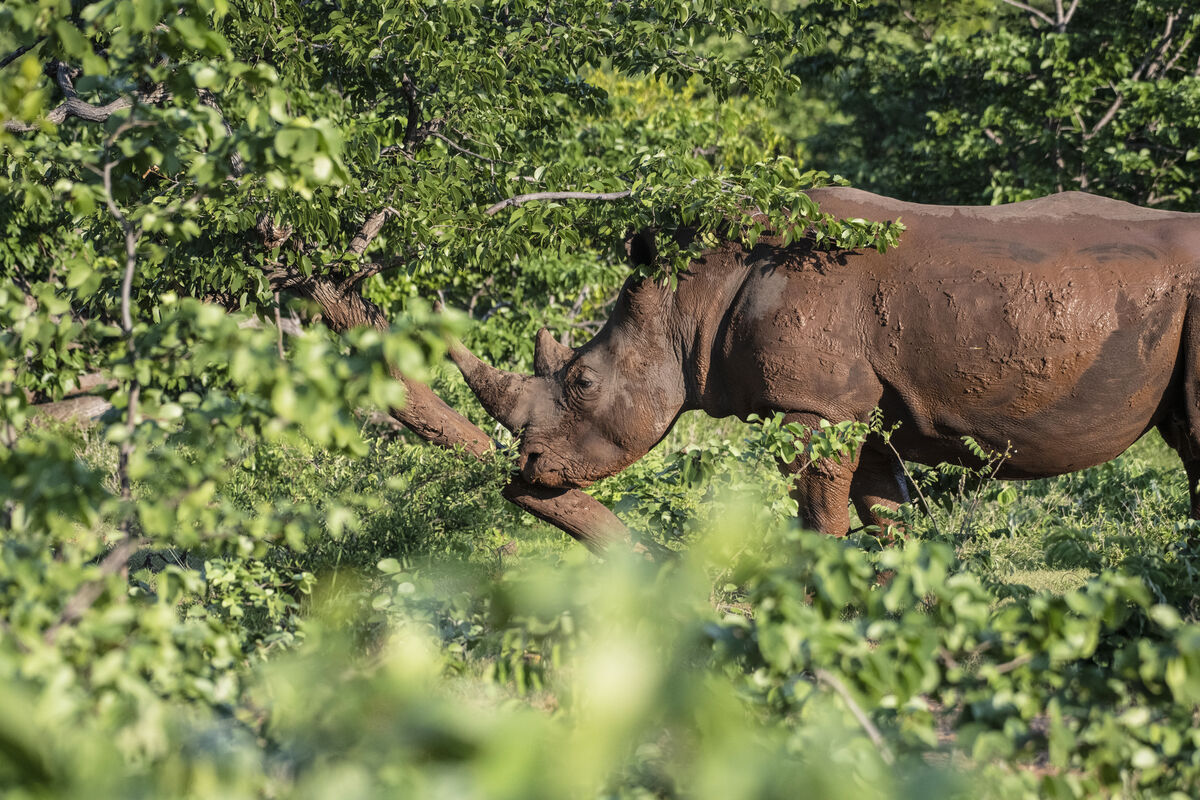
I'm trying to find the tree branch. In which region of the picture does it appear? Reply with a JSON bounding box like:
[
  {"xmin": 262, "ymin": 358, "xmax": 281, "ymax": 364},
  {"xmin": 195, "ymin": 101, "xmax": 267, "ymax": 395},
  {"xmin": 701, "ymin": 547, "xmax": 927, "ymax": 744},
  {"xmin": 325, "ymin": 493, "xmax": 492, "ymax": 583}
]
[
  {"xmin": 0, "ymin": 37, "xmax": 45, "ymax": 69},
  {"xmin": 999, "ymin": 0, "xmax": 1055, "ymax": 28},
  {"xmin": 347, "ymin": 207, "xmax": 394, "ymax": 257},
  {"xmin": 197, "ymin": 89, "xmax": 245, "ymax": 177},
  {"xmin": 400, "ymin": 73, "xmax": 422, "ymax": 151},
  {"xmin": 1084, "ymin": 85, "xmax": 1124, "ymax": 140},
  {"xmin": 430, "ymin": 131, "xmax": 511, "ymax": 166},
  {"xmin": 1059, "ymin": 0, "xmax": 1081, "ymax": 30},
  {"xmin": 341, "ymin": 255, "xmax": 409, "ymax": 289},
  {"xmin": 4, "ymin": 83, "xmax": 168, "ymax": 133},
  {"xmin": 250, "ymin": 203, "xmax": 630, "ymax": 552},
  {"xmin": 1084, "ymin": 9, "xmax": 1182, "ymax": 140},
  {"xmin": 485, "ymin": 189, "xmax": 632, "ymax": 216},
  {"xmin": 1162, "ymin": 31, "xmax": 1195, "ymax": 74},
  {"xmin": 1141, "ymin": 8, "xmax": 1183, "ymax": 81},
  {"xmin": 102, "ymin": 161, "xmax": 139, "ymax": 336},
  {"xmin": 813, "ymin": 668, "xmax": 896, "ymax": 765},
  {"xmin": 43, "ymin": 535, "xmax": 149, "ymax": 644},
  {"xmin": 992, "ymin": 652, "xmax": 1034, "ymax": 674},
  {"xmin": 265, "ymin": 262, "xmax": 629, "ymax": 551},
  {"xmin": 43, "ymin": 128, "xmax": 149, "ymax": 649}
]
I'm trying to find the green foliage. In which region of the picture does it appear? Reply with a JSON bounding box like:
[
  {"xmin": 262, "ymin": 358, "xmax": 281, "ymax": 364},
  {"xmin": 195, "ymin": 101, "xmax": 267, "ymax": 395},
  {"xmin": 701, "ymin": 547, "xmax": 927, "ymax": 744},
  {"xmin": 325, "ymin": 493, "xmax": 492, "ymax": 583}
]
[
  {"xmin": 7, "ymin": 460, "xmax": 1200, "ymax": 797},
  {"xmin": 796, "ymin": 0, "xmax": 1200, "ymax": 206},
  {"xmin": 4, "ymin": 2, "xmax": 1200, "ymax": 798}
]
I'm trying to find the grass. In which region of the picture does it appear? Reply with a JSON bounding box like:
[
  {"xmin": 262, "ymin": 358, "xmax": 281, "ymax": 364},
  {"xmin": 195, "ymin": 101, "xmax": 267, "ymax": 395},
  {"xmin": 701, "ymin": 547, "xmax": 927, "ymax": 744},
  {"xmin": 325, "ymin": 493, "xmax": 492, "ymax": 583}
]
[
  {"xmin": 999, "ymin": 569, "xmax": 1092, "ymax": 595},
  {"xmin": 626, "ymin": 416, "xmax": 1194, "ymax": 600},
  {"xmin": 66, "ymin": 406, "xmax": 1199, "ymax": 606},
  {"xmin": 492, "ymin": 414, "xmax": 1197, "ymax": 607}
]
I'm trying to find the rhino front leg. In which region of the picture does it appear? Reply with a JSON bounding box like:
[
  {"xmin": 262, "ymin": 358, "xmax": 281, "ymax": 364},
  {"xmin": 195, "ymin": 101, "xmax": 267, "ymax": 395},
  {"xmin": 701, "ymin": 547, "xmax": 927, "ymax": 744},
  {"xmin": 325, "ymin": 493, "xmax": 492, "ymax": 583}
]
[
  {"xmin": 786, "ymin": 457, "xmax": 855, "ymax": 535},
  {"xmin": 776, "ymin": 417, "xmax": 910, "ymax": 539},
  {"xmin": 850, "ymin": 447, "xmax": 910, "ymax": 543},
  {"xmin": 777, "ymin": 413, "xmax": 858, "ymax": 536}
]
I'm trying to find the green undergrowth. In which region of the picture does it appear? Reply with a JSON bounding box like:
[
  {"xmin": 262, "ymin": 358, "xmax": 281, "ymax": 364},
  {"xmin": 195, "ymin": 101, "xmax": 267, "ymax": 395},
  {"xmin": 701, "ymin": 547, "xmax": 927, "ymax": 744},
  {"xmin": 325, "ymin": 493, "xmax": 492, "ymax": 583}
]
[{"xmin": 4, "ymin": 415, "xmax": 1200, "ymax": 798}]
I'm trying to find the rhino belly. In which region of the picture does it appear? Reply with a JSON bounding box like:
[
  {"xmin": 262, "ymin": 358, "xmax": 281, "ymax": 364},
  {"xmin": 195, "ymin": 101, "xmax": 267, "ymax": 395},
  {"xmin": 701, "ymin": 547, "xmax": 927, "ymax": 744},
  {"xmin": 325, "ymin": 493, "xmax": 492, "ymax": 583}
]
[{"xmin": 874, "ymin": 269, "xmax": 1188, "ymax": 477}]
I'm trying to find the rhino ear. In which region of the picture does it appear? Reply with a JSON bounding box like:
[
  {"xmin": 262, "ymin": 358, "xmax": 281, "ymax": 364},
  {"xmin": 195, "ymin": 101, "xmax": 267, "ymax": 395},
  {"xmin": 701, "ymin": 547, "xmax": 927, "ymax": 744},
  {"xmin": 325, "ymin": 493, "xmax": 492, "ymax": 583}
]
[
  {"xmin": 622, "ymin": 274, "xmax": 671, "ymax": 325},
  {"xmin": 625, "ymin": 228, "xmax": 657, "ymax": 269},
  {"xmin": 534, "ymin": 326, "xmax": 573, "ymax": 377}
]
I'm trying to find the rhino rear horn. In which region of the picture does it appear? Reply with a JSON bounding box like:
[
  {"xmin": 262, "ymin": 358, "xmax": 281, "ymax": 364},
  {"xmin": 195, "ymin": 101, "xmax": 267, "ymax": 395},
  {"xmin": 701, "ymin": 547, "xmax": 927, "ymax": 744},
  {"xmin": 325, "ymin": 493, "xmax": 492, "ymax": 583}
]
[
  {"xmin": 534, "ymin": 327, "xmax": 574, "ymax": 377},
  {"xmin": 448, "ymin": 341, "xmax": 532, "ymax": 433}
]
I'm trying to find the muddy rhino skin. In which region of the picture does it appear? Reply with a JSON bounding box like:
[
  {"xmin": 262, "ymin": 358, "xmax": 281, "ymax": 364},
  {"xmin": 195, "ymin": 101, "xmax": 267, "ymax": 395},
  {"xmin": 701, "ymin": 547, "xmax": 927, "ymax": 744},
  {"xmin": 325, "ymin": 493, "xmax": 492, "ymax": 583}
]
[{"xmin": 453, "ymin": 187, "xmax": 1200, "ymax": 535}]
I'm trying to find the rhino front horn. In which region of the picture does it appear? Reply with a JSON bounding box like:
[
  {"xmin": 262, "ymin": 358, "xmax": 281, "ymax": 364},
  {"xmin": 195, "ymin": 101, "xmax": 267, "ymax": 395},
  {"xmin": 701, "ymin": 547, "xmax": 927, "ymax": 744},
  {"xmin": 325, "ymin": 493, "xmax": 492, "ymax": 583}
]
[
  {"xmin": 448, "ymin": 341, "xmax": 532, "ymax": 433},
  {"xmin": 534, "ymin": 327, "xmax": 574, "ymax": 377}
]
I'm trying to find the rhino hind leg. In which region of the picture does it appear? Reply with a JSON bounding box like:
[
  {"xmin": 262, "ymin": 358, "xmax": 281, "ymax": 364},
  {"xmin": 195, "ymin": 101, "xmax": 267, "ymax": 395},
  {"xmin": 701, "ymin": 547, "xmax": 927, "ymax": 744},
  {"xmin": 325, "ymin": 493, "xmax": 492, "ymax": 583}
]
[
  {"xmin": 1158, "ymin": 415, "xmax": 1200, "ymax": 520},
  {"xmin": 1160, "ymin": 299, "xmax": 1200, "ymax": 521}
]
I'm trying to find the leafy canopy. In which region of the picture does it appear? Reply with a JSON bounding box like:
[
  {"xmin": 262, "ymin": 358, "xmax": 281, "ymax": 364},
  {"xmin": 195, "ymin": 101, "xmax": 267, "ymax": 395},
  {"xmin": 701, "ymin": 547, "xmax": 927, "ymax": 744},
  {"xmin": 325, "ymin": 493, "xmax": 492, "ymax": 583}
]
[{"xmin": 796, "ymin": 0, "xmax": 1200, "ymax": 205}]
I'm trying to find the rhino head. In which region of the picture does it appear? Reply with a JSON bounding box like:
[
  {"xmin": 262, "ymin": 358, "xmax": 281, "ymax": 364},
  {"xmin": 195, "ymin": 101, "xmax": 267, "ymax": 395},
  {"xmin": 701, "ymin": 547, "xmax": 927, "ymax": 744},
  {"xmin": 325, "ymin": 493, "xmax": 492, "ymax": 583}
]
[{"xmin": 451, "ymin": 233, "xmax": 687, "ymax": 488}]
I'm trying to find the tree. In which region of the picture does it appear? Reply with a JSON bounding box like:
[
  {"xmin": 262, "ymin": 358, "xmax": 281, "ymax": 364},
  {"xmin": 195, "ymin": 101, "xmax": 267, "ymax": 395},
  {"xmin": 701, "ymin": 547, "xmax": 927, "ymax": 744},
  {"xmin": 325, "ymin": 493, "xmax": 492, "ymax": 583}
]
[
  {"xmin": 0, "ymin": 0, "xmax": 897, "ymax": 571},
  {"xmin": 793, "ymin": 0, "xmax": 1200, "ymax": 206}
]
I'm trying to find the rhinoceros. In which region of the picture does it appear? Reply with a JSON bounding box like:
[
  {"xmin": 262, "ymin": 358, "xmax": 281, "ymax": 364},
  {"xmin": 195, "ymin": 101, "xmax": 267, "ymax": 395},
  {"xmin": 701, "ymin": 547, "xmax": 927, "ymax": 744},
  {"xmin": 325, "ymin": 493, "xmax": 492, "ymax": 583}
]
[{"xmin": 451, "ymin": 187, "xmax": 1200, "ymax": 536}]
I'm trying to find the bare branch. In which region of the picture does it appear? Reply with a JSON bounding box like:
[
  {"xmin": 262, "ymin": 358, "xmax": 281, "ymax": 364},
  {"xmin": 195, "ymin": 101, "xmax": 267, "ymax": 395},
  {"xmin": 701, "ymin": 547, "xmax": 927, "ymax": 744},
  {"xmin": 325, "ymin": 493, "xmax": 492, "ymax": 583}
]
[
  {"xmin": 342, "ymin": 261, "xmax": 391, "ymax": 287},
  {"xmin": 993, "ymin": 653, "xmax": 1033, "ymax": 674},
  {"xmin": 43, "ymin": 535, "xmax": 149, "ymax": 643},
  {"xmin": 1060, "ymin": 0, "xmax": 1081, "ymax": 29},
  {"xmin": 101, "ymin": 162, "xmax": 140, "ymax": 335},
  {"xmin": 0, "ymin": 37, "xmax": 45, "ymax": 69},
  {"xmin": 1084, "ymin": 87, "xmax": 1124, "ymax": 140},
  {"xmin": 430, "ymin": 131, "xmax": 511, "ymax": 165},
  {"xmin": 813, "ymin": 669, "xmax": 896, "ymax": 765},
  {"xmin": 4, "ymin": 83, "xmax": 168, "ymax": 133},
  {"xmin": 1142, "ymin": 9, "xmax": 1183, "ymax": 81},
  {"xmin": 197, "ymin": 89, "xmax": 246, "ymax": 177},
  {"xmin": 1146, "ymin": 192, "xmax": 1181, "ymax": 206},
  {"xmin": 52, "ymin": 61, "xmax": 79, "ymax": 98},
  {"xmin": 485, "ymin": 189, "xmax": 632, "ymax": 216},
  {"xmin": 341, "ymin": 207, "xmax": 408, "ymax": 289},
  {"xmin": 380, "ymin": 144, "xmax": 416, "ymax": 160},
  {"xmin": 347, "ymin": 208, "xmax": 394, "ymax": 256},
  {"xmin": 999, "ymin": 0, "xmax": 1056, "ymax": 28},
  {"xmin": 99, "ymin": 115, "xmax": 145, "ymax": 589},
  {"xmin": 400, "ymin": 73, "xmax": 421, "ymax": 151},
  {"xmin": 480, "ymin": 301, "xmax": 513, "ymax": 322},
  {"xmin": 1085, "ymin": 10, "xmax": 1181, "ymax": 140},
  {"xmin": 1162, "ymin": 32, "xmax": 1195, "ymax": 74}
]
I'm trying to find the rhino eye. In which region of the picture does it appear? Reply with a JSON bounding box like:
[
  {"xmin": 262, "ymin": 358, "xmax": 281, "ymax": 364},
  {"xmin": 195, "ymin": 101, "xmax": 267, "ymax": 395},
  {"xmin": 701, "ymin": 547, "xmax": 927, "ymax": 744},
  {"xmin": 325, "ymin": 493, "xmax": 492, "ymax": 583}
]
[{"xmin": 571, "ymin": 371, "xmax": 599, "ymax": 393}]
